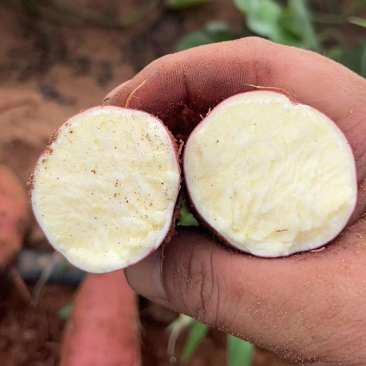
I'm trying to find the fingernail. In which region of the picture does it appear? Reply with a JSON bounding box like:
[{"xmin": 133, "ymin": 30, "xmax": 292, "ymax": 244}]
[
  {"xmin": 103, "ymin": 80, "xmax": 130, "ymax": 103},
  {"xmin": 124, "ymin": 249, "xmax": 167, "ymax": 302}
]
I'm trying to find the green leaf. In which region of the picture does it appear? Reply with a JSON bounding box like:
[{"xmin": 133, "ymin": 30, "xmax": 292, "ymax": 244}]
[
  {"xmin": 234, "ymin": 0, "xmax": 321, "ymax": 50},
  {"xmin": 205, "ymin": 21, "xmax": 239, "ymax": 42},
  {"xmin": 233, "ymin": 0, "xmax": 258, "ymax": 14},
  {"xmin": 177, "ymin": 21, "xmax": 239, "ymax": 51},
  {"xmin": 279, "ymin": 8, "xmax": 303, "ymax": 39},
  {"xmin": 227, "ymin": 335, "xmax": 254, "ymax": 366},
  {"xmin": 58, "ymin": 303, "xmax": 72, "ymax": 320},
  {"xmin": 245, "ymin": 0, "xmax": 283, "ymax": 41},
  {"xmin": 168, "ymin": 0, "xmax": 212, "ymax": 10},
  {"xmin": 288, "ymin": 0, "xmax": 321, "ymax": 51},
  {"xmin": 338, "ymin": 42, "xmax": 366, "ymax": 78},
  {"xmin": 326, "ymin": 46, "xmax": 344, "ymax": 61},
  {"xmin": 178, "ymin": 204, "xmax": 199, "ymax": 226},
  {"xmin": 361, "ymin": 44, "xmax": 366, "ymax": 78},
  {"xmin": 181, "ymin": 321, "xmax": 210, "ymax": 362},
  {"xmin": 177, "ymin": 31, "xmax": 213, "ymax": 51},
  {"xmin": 348, "ymin": 16, "xmax": 366, "ymax": 28}
]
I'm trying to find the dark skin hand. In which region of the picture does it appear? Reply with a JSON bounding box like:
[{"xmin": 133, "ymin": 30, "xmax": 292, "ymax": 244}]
[{"xmin": 105, "ymin": 37, "xmax": 366, "ymax": 365}]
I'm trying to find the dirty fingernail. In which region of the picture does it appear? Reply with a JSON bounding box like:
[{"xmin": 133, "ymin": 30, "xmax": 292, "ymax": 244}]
[
  {"xmin": 103, "ymin": 80, "xmax": 131, "ymax": 103},
  {"xmin": 124, "ymin": 249, "xmax": 167, "ymax": 302}
]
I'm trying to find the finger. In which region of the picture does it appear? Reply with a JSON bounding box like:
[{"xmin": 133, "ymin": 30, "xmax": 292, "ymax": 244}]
[
  {"xmin": 104, "ymin": 38, "xmax": 366, "ymax": 156},
  {"xmin": 103, "ymin": 80, "xmax": 130, "ymax": 103},
  {"xmin": 105, "ymin": 37, "xmax": 366, "ymax": 223},
  {"xmin": 125, "ymin": 226, "xmax": 366, "ymax": 364}
]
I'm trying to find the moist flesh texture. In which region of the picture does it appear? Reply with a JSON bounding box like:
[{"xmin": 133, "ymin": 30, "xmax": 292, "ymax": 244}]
[
  {"xmin": 31, "ymin": 106, "xmax": 180, "ymax": 272},
  {"xmin": 184, "ymin": 91, "xmax": 357, "ymax": 257}
]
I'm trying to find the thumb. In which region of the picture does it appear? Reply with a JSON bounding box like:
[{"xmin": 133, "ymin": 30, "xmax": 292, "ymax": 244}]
[{"xmin": 125, "ymin": 227, "xmax": 366, "ymax": 364}]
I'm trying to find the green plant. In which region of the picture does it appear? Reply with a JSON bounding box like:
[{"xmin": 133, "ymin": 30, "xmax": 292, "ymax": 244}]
[
  {"xmin": 58, "ymin": 303, "xmax": 73, "ymax": 320},
  {"xmin": 167, "ymin": 315, "xmax": 254, "ymax": 365},
  {"xmin": 176, "ymin": 0, "xmax": 366, "ymax": 77},
  {"xmin": 234, "ymin": 0, "xmax": 320, "ymax": 50},
  {"xmin": 177, "ymin": 0, "xmax": 321, "ymax": 51},
  {"xmin": 167, "ymin": 0, "xmax": 213, "ymax": 9},
  {"xmin": 181, "ymin": 320, "xmax": 210, "ymax": 362},
  {"xmin": 330, "ymin": 42, "xmax": 366, "ymax": 78},
  {"xmin": 349, "ymin": 16, "xmax": 366, "ymax": 28},
  {"xmin": 178, "ymin": 203, "xmax": 199, "ymax": 226},
  {"xmin": 177, "ymin": 21, "xmax": 240, "ymax": 51},
  {"xmin": 228, "ymin": 334, "xmax": 254, "ymax": 366}
]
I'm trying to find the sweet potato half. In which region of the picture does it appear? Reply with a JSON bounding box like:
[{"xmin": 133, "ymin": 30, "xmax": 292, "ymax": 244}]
[{"xmin": 30, "ymin": 91, "xmax": 357, "ymax": 272}]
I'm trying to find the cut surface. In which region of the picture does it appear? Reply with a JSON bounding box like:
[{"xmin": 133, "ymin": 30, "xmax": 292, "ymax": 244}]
[
  {"xmin": 31, "ymin": 106, "xmax": 180, "ymax": 272},
  {"xmin": 184, "ymin": 91, "xmax": 357, "ymax": 257}
]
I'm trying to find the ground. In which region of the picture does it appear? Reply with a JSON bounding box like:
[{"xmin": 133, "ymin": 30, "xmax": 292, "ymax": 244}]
[{"xmin": 0, "ymin": 0, "xmax": 358, "ymax": 365}]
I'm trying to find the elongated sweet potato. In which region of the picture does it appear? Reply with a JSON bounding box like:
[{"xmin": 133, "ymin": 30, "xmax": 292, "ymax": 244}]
[
  {"xmin": 60, "ymin": 270, "xmax": 141, "ymax": 366},
  {"xmin": 0, "ymin": 164, "xmax": 30, "ymax": 268}
]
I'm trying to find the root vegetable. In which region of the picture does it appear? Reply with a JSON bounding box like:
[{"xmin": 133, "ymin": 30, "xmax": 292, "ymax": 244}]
[
  {"xmin": 183, "ymin": 91, "xmax": 357, "ymax": 257},
  {"xmin": 0, "ymin": 164, "xmax": 31, "ymax": 268},
  {"xmin": 30, "ymin": 106, "xmax": 181, "ymax": 273},
  {"xmin": 60, "ymin": 270, "xmax": 141, "ymax": 366},
  {"xmin": 30, "ymin": 89, "xmax": 358, "ymax": 271}
]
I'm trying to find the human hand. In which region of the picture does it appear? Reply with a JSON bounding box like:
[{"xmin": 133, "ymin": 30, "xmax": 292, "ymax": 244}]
[{"xmin": 105, "ymin": 38, "xmax": 366, "ymax": 365}]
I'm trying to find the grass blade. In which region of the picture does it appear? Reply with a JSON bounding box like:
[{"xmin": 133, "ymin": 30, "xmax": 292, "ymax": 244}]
[
  {"xmin": 348, "ymin": 16, "xmax": 366, "ymax": 28},
  {"xmin": 168, "ymin": 0, "xmax": 212, "ymax": 9},
  {"xmin": 178, "ymin": 204, "xmax": 199, "ymax": 226},
  {"xmin": 58, "ymin": 303, "xmax": 72, "ymax": 320},
  {"xmin": 181, "ymin": 321, "xmax": 210, "ymax": 362},
  {"xmin": 360, "ymin": 43, "xmax": 366, "ymax": 78},
  {"xmin": 289, "ymin": 0, "xmax": 321, "ymax": 51},
  {"xmin": 227, "ymin": 335, "xmax": 254, "ymax": 366}
]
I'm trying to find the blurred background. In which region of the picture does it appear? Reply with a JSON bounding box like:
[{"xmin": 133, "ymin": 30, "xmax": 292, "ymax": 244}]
[{"xmin": 0, "ymin": 0, "xmax": 365, "ymax": 365}]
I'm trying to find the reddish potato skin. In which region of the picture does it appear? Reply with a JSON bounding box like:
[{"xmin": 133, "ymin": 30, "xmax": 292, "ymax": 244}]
[
  {"xmin": 183, "ymin": 91, "xmax": 357, "ymax": 257},
  {"xmin": 60, "ymin": 270, "xmax": 141, "ymax": 366},
  {"xmin": 29, "ymin": 105, "xmax": 182, "ymax": 270},
  {"xmin": 0, "ymin": 165, "xmax": 31, "ymax": 268}
]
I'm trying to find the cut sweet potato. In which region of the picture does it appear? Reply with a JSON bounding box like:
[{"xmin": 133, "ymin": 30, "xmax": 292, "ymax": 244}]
[{"xmin": 184, "ymin": 91, "xmax": 357, "ymax": 257}]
